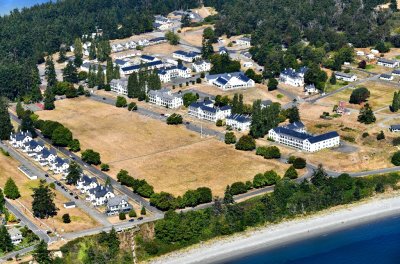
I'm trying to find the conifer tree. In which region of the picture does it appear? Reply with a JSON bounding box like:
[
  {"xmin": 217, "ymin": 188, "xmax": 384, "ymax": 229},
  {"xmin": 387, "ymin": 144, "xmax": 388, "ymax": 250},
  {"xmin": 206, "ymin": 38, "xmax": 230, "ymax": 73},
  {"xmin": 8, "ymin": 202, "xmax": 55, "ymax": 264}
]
[
  {"xmin": 73, "ymin": 38, "xmax": 83, "ymax": 67},
  {"xmin": 223, "ymin": 185, "xmax": 234, "ymax": 204},
  {"xmin": 0, "ymin": 98, "xmax": 13, "ymax": 140},
  {"xmin": 63, "ymin": 61, "xmax": 78, "ymax": 83},
  {"xmin": 43, "ymin": 87, "xmax": 55, "ymax": 110},
  {"xmin": 106, "ymin": 58, "xmax": 114, "ymax": 84},
  {"xmin": 57, "ymin": 44, "xmax": 67, "ymax": 63},
  {"xmin": 66, "ymin": 161, "xmax": 82, "ymax": 185},
  {"xmin": 16, "ymin": 101, "xmax": 24, "ymax": 119},
  {"xmin": 33, "ymin": 240, "xmax": 52, "ymax": 264},
  {"xmin": 89, "ymin": 40, "xmax": 96, "ymax": 60},
  {"xmin": 392, "ymin": 91, "xmax": 400, "ymax": 112},
  {"xmin": 4, "ymin": 178, "xmax": 20, "ymax": 199},
  {"xmin": 0, "ymin": 189, "xmax": 5, "ymax": 213},
  {"xmin": 358, "ymin": 103, "xmax": 376, "ymax": 124},
  {"xmin": 32, "ymin": 180, "xmax": 58, "ymax": 218},
  {"xmin": 45, "ymin": 56, "xmax": 57, "ymax": 88},
  {"xmin": 0, "ymin": 226, "xmax": 13, "ymax": 252}
]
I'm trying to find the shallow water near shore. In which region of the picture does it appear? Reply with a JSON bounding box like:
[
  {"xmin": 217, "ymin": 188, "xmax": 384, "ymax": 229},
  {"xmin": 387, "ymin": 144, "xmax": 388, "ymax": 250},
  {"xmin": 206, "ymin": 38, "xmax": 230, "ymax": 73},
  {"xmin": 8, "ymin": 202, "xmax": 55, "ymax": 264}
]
[{"xmin": 218, "ymin": 214, "xmax": 400, "ymax": 264}]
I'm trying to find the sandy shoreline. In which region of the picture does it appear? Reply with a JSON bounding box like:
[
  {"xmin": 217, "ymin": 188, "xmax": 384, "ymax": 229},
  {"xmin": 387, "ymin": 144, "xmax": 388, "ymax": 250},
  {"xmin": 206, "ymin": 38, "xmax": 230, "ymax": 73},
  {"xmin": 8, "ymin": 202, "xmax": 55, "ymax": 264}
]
[{"xmin": 148, "ymin": 194, "xmax": 400, "ymax": 264}]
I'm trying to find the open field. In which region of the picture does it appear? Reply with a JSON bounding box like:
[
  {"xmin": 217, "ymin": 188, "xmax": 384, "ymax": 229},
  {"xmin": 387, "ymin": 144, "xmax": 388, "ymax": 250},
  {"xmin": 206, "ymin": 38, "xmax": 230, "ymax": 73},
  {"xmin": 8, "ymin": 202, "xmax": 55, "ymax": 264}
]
[
  {"xmin": 179, "ymin": 25, "xmax": 211, "ymax": 47},
  {"xmin": 143, "ymin": 43, "xmax": 182, "ymax": 56},
  {"xmin": 320, "ymin": 81, "xmax": 399, "ymax": 110},
  {"xmin": 37, "ymin": 98, "xmax": 288, "ymax": 196},
  {"xmin": 0, "ymin": 153, "xmax": 99, "ymax": 233}
]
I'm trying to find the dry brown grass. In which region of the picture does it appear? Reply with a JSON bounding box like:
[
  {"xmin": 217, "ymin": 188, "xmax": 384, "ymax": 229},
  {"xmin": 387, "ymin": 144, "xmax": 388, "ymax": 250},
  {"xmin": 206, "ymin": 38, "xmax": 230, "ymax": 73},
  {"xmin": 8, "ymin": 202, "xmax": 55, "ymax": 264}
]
[
  {"xmin": 143, "ymin": 43, "xmax": 182, "ymax": 56},
  {"xmin": 0, "ymin": 153, "xmax": 98, "ymax": 233},
  {"xmin": 38, "ymin": 98, "xmax": 287, "ymax": 196}
]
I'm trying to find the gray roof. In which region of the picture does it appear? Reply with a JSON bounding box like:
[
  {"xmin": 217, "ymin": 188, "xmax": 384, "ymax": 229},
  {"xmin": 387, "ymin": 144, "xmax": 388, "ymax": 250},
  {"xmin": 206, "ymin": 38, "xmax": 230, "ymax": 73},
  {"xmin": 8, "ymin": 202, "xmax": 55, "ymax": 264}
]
[
  {"xmin": 391, "ymin": 124, "xmax": 400, "ymax": 130},
  {"xmin": 12, "ymin": 131, "xmax": 32, "ymax": 141},
  {"xmin": 378, "ymin": 58, "xmax": 397, "ymax": 64},
  {"xmin": 307, "ymin": 131, "xmax": 340, "ymax": 144},
  {"xmin": 380, "ymin": 74, "xmax": 392, "ymax": 79},
  {"xmin": 227, "ymin": 114, "xmax": 251, "ymax": 123},
  {"xmin": 107, "ymin": 195, "xmax": 129, "ymax": 207},
  {"xmin": 148, "ymin": 88, "xmax": 181, "ymax": 101},
  {"xmin": 7, "ymin": 227, "xmax": 21, "ymax": 237},
  {"xmin": 206, "ymin": 72, "xmax": 252, "ymax": 84},
  {"xmin": 285, "ymin": 121, "xmax": 305, "ymax": 131},
  {"xmin": 273, "ymin": 126, "xmax": 339, "ymax": 144},
  {"xmin": 335, "ymin": 72, "xmax": 354, "ymax": 78},
  {"xmin": 64, "ymin": 201, "xmax": 76, "ymax": 207}
]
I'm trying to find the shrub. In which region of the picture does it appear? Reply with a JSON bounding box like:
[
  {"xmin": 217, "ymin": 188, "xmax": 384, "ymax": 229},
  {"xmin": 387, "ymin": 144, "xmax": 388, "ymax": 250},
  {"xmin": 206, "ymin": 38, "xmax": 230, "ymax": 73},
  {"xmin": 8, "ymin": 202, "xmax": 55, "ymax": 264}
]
[
  {"xmin": 81, "ymin": 149, "xmax": 101, "ymax": 165},
  {"xmin": 128, "ymin": 102, "xmax": 138, "ymax": 111},
  {"xmin": 362, "ymin": 132, "xmax": 369, "ymax": 138},
  {"xmin": 284, "ymin": 166, "xmax": 298, "ymax": 179},
  {"xmin": 62, "ymin": 214, "xmax": 71, "ymax": 223},
  {"xmin": 49, "ymin": 182, "xmax": 56, "ymax": 189},
  {"xmin": 264, "ymin": 170, "xmax": 280, "ymax": 185},
  {"xmin": 256, "ymin": 146, "xmax": 280, "ymax": 159},
  {"xmin": 68, "ymin": 139, "xmax": 80, "ymax": 152},
  {"xmin": 166, "ymin": 113, "xmax": 183, "ymax": 125},
  {"xmin": 230, "ymin": 182, "xmax": 247, "ymax": 195},
  {"xmin": 393, "ymin": 137, "xmax": 400, "ymax": 146},
  {"xmin": 224, "ymin": 132, "xmax": 236, "ymax": 144},
  {"xmin": 391, "ymin": 151, "xmax": 400, "ymax": 166},
  {"xmin": 235, "ymin": 135, "xmax": 256, "ymax": 151},
  {"xmin": 287, "ymin": 156, "xmax": 296, "ymax": 164},
  {"xmin": 376, "ymin": 131, "xmax": 385, "ymax": 141},
  {"xmin": 293, "ymin": 158, "xmax": 306, "ymax": 169},
  {"xmin": 141, "ymin": 206, "xmax": 146, "ymax": 215},
  {"xmin": 115, "ymin": 96, "xmax": 127, "ymax": 107},
  {"xmin": 119, "ymin": 212, "xmax": 126, "ymax": 220},
  {"xmin": 196, "ymin": 78, "xmax": 201, "ymax": 84},
  {"xmin": 129, "ymin": 210, "xmax": 137, "ymax": 218},
  {"xmin": 100, "ymin": 163, "xmax": 110, "ymax": 171},
  {"xmin": 349, "ymin": 87, "xmax": 370, "ymax": 104},
  {"xmin": 216, "ymin": 119, "xmax": 223, "ymax": 127}
]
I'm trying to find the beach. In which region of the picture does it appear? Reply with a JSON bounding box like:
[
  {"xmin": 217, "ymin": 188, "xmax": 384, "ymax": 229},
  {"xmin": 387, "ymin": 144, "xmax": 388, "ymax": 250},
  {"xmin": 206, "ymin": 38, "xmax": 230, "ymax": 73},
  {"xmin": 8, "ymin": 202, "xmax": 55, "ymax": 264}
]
[{"xmin": 148, "ymin": 194, "xmax": 400, "ymax": 264}]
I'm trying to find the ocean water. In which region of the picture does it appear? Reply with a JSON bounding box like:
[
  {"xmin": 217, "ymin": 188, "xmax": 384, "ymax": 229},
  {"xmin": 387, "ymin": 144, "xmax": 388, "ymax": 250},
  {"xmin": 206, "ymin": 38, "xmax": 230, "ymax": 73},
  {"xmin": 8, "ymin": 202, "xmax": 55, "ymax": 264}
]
[
  {"xmin": 0, "ymin": 0, "xmax": 49, "ymax": 15},
  {"xmin": 220, "ymin": 214, "xmax": 400, "ymax": 264}
]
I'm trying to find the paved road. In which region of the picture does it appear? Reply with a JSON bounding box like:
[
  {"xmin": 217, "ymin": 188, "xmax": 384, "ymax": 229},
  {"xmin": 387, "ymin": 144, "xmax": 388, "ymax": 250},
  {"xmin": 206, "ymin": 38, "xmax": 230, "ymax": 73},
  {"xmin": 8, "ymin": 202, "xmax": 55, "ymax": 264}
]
[
  {"xmin": 0, "ymin": 141, "xmax": 111, "ymax": 227},
  {"xmin": 0, "ymin": 244, "xmax": 36, "ymax": 262}
]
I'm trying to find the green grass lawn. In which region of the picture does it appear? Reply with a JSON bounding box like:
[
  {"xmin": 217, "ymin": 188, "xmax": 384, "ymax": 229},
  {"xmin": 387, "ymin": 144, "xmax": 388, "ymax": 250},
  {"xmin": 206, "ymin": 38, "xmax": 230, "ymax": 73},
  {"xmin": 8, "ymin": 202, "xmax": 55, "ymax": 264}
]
[
  {"xmin": 365, "ymin": 64, "xmax": 375, "ymax": 70},
  {"xmin": 325, "ymin": 81, "xmax": 348, "ymax": 93}
]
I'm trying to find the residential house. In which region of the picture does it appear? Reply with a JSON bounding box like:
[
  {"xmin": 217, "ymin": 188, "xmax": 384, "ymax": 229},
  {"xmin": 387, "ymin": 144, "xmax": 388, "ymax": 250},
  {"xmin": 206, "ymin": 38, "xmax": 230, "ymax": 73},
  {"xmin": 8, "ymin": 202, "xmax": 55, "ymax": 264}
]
[
  {"xmin": 114, "ymin": 59, "xmax": 130, "ymax": 68},
  {"xmin": 377, "ymin": 58, "xmax": 399, "ymax": 68},
  {"xmin": 226, "ymin": 114, "xmax": 252, "ymax": 131},
  {"xmin": 370, "ymin": 49, "xmax": 379, "ymax": 54},
  {"xmin": 149, "ymin": 37, "xmax": 167, "ymax": 45},
  {"xmin": 64, "ymin": 201, "xmax": 76, "ymax": 209},
  {"xmin": 158, "ymin": 65, "xmax": 192, "ymax": 83},
  {"xmin": 50, "ymin": 157, "xmax": 69, "ymax": 174},
  {"xmin": 121, "ymin": 60, "xmax": 164, "ymax": 75},
  {"xmin": 268, "ymin": 126, "xmax": 340, "ymax": 152},
  {"xmin": 80, "ymin": 62, "xmax": 106, "ymax": 73},
  {"xmin": 8, "ymin": 228, "xmax": 22, "ymax": 245},
  {"xmin": 10, "ymin": 131, "xmax": 33, "ymax": 148},
  {"xmin": 356, "ymin": 51, "xmax": 365, "ymax": 56},
  {"xmin": 392, "ymin": 69, "xmax": 400, "ymax": 76},
  {"xmin": 380, "ymin": 74, "xmax": 393, "ymax": 81},
  {"xmin": 188, "ymin": 100, "xmax": 232, "ymax": 122},
  {"xmin": 335, "ymin": 72, "xmax": 357, "ymax": 82},
  {"xmin": 172, "ymin": 50, "xmax": 202, "ymax": 62},
  {"xmin": 110, "ymin": 78, "xmax": 129, "ymax": 95},
  {"xmin": 43, "ymin": 149, "xmax": 57, "ymax": 165},
  {"xmin": 77, "ymin": 175, "xmax": 98, "ymax": 194},
  {"xmin": 106, "ymin": 195, "xmax": 132, "ymax": 216},
  {"xmin": 390, "ymin": 125, "xmax": 400, "ymax": 132},
  {"xmin": 236, "ymin": 37, "xmax": 251, "ymax": 47},
  {"xmin": 148, "ymin": 88, "xmax": 183, "ymax": 109},
  {"xmin": 87, "ymin": 185, "xmax": 115, "ymax": 206},
  {"xmin": 243, "ymin": 61, "xmax": 253, "ymax": 68},
  {"xmin": 366, "ymin": 54, "xmax": 375, "ymax": 60},
  {"xmin": 219, "ymin": 47, "xmax": 228, "ymax": 55},
  {"xmin": 153, "ymin": 15, "xmax": 173, "ymax": 31},
  {"xmin": 304, "ymin": 84, "xmax": 318, "ymax": 94},
  {"xmin": 279, "ymin": 67, "xmax": 308, "ymax": 87},
  {"xmin": 261, "ymin": 100, "xmax": 273, "ymax": 109},
  {"xmin": 335, "ymin": 101, "xmax": 350, "ymax": 115},
  {"xmin": 205, "ymin": 72, "xmax": 255, "ymax": 91},
  {"xmin": 192, "ymin": 60, "xmax": 211, "ymax": 72},
  {"xmin": 284, "ymin": 121, "xmax": 306, "ymax": 133},
  {"xmin": 140, "ymin": 55, "xmax": 158, "ymax": 63}
]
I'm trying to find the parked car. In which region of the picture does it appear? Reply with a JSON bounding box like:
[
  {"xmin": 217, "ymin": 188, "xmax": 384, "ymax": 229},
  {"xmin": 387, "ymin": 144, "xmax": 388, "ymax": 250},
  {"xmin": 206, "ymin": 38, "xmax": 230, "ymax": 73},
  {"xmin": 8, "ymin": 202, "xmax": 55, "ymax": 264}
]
[
  {"xmin": 44, "ymin": 174, "xmax": 49, "ymax": 177},
  {"xmin": 138, "ymin": 217, "xmax": 143, "ymax": 220},
  {"xmin": 129, "ymin": 219, "xmax": 135, "ymax": 222}
]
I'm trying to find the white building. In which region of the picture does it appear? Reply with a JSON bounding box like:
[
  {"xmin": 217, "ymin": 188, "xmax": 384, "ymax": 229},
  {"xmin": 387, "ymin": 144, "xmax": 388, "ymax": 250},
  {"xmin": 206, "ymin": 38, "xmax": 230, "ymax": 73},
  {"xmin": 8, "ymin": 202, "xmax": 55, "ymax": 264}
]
[
  {"xmin": 76, "ymin": 175, "xmax": 98, "ymax": 194},
  {"xmin": 205, "ymin": 72, "xmax": 255, "ymax": 91},
  {"xmin": 390, "ymin": 125, "xmax": 400, "ymax": 132},
  {"xmin": 226, "ymin": 114, "xmax": 252, "ymax": 131},
  {"xmin": 192, "ymin": 60, "xmax": 211, "ymax": 72},
  {"xmin": 148, "ymin": 88, "xmax": 183, "ymax": 109},
  {"xmin": 236, "ymin": 37, "xmax": 251, "ymax": 47},
  {"xmin": 140, "ymin": 55, "xmax": 158, "ymax": 63},
  {"xmin": 8, "ymin": 228, "xmax": 23, "ymax": 245},
  {"xmin": 380, "ymin": 74, "xmax": 393, "ymax": 81},
  {"xmin": 279, "ymin": 67, "xmax": 308, "ymax": 87},
  {"xmin": 356, "ymin": 51, "xmax": 365, "ymax": 56},
  {"xmin": 80, "ymin": 62, "xmax": 106, "ymax": 73},
  {"xmin": 377, "ymin": 58, "xmax": 399, "ymax": 68},
  {"xmin": 335, "ymin": 72, "xmax": 357, "ymax": 82},
  {"xmin": 172, "ymin": 50, "xmax": 202, "ymax": 62},
  {"xmin": 304, "ymin": 84, "xmax": 318, "ymax": 94},
  {"xmin": 106, "ymin": 195, "xmax": 132, "ymax": 216},
  {"xmin": 50, "ymin": 157, "xmax": 69, "ymax": 174},
  {"xmin": 87, "ymin": 185, "xmax": 115, "ymax": 206},
  {"xmin": 63, "ymin": 201, "xmax": 76, "ymax": 209},
  {"xmin": 153, "ymin": 15, "xmax": 173, "ymax": 31},
  {"xmin": 188, "ymin": 100, "xmax": 232, "ymax": 122},
  {"xmin": 158, "ymin": 65, "xmax": 192, "ymax": 83},
  {"xmin": 121, "ymin": 60, "xmax": 164, "ymax": 75},
  {"xmin": 110, "ymin": 78, "xmax": 128, "ymax": 95},
  {"xmin": 114, "ymin": 59, "xmax": 131, "ymax": 68},
  {"xmin": 268, "ymin": 125, "xmax": 340, "ymax": 152},
  {"xmin": 392, "ymin": 69, "xmax": 400, "ymax": 76},
  {"xmin": 10, "ymin": 131, "xmax": 33, "ymax": 148}
]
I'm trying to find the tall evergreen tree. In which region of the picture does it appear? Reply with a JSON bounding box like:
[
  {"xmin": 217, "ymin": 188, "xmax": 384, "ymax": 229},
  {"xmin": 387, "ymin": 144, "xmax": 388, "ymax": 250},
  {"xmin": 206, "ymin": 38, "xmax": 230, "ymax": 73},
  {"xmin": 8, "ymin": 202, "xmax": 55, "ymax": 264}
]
[
  {"xmin": 88, "ymin": 66, "xmax": 96, "ymax": 88},
  {"xmin": 358, "ymin": 103, "xmax": 376, "ymax": 124},
  {"xmin": 113, "ymin": 65, "xmax": 121, "ymax": 79},
  {"xmin": 16, "ymin": 101, "xmax": 25, "ymax": 119},
  {"xmin": 45, "ymin": 56, "xmax": 57, "ymax": 89},
  {"xmin": 238, "ymin": 94, "xmax": 244, "ymax": 114},
  {"xmin": 96, "ymin": 66, "xmax": 105, "ymax": 89},
  {"xmin": 57, "ymin": 44, "xmax": 67, "ymax": 63},
  {"xmin": 4, "ymin": 178, "xmax": 20, "ymax": 199},
  {"xmin": 392, "ymin": 91, "xmax": 400, "ymax": 112},
  {"xmin": 287, "ymin": 106, "xmax": 300, "ymax": 123},
  {"xmin": 20, "ymin": 113, "xmax": 37, "ymax": 137},
  {"xmin": 73, "ymin": 38, "xmax": 83, "ymax": 67},
  {"xmin": 0, "ymin": 98, "xmax": 13, "ymax": 140},
  {"xmin": 106, "ymin": 58, "xmax": 114, "ymax": 84},
  {"xmin": 231, "ymin": 93, "xmax": 239, "ymax": 114},
  {"xmin": 390, "ymin": 0, "xmax": 398, "ymax": 11},
  {"xmin": 32, "ymin": 180, "xmax": 58, "ymax": 218},
  {"xmin": 0, "ymin": 189, "xmax": 5, "ymax": 213},
  {"xmin": 223, "ymin": 185, "xmax": 234, "ymax": 204},
  {"xmin": 43, "ymin": 87, "xmax": 55, "ymax": 110},
  {"xmin": 89, "ymin": 40, "xmax": 97, "ymax": 60},
  {"xmin": 66, "ymin": 161, "xmax": 82, "ymax": 185},
  {"xmin": 33, "ymin": 240, "xmax": 52, "ymax": 264},
  {"xmin": 63, "ymin": 61, "xmax": 78, "ymax": 83},
  {"xmin": 127, "ymin": 73, "xmax": 137, "ymax": 98},
  {"xmin": 0, "ymin": 226, "xmax": 13, "ymax": 252},
  {"xmin": 29, "ymin": 67, "xmax": 43, "ymax": 103},
  {"xmin": 201, "ymin": 38, "xmax": 214, "ymax": 59}
]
